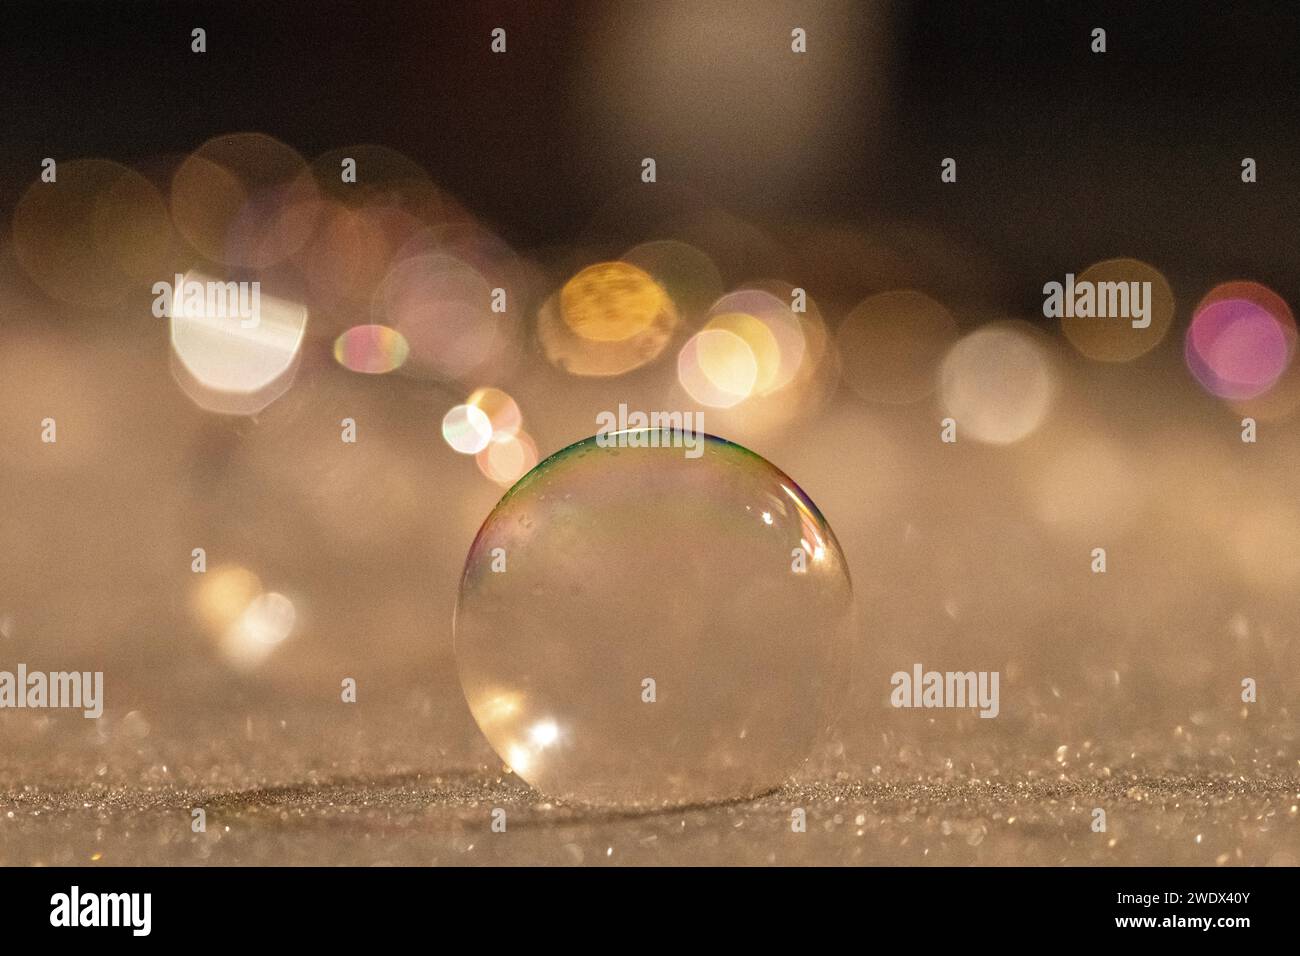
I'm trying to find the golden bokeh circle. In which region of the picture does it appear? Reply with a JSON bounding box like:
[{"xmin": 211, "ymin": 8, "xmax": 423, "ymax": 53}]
[
  {"xmin": 170, "ymin": 132, "xmax": 315, "ymax": 267},
  {"xmin": 837, "ymin": 290, "xmax": 958, "ymax": 404},
  {"xmin": 1061, "ymin": 258, "xmax": 1175, "ymax": 362},
  {"xmin": 13, "ymin": 159, "xmax": 172, "ymax": 307},
  {"xmin": 560, "ymin": 261, "xmax": 674, "ymax": 343}
]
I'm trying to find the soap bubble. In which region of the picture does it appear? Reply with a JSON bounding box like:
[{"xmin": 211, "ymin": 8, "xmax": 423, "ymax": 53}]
[{"xmin": 454, "ymin": 430, "xmax": 852, "ymax": 808}]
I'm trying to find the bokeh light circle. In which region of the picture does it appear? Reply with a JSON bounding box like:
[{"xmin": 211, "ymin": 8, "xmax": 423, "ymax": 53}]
[
  {"xmin": 560, "ymin": 261, "xmax": 677, "ymax": 344},
  {"xmin": 443, "ymin": 403, "xmax": 494, "ymax": 454},
  {"xmin": 476, "ymin": 431, "xmax": 538, "ymax": 486},
  {"xmin": 379, "ymin": 253, "xmax": 505, "ymax": 383},
  {"xmin": 537, "ymin": 287, "xmax": 675, "ymax": 377},
  {"xmin": 704, "ymin": 312, "xmax": 782, "ymax": 394},
  {"xmin": 170, "ymin": 132, "xmax": 316, "ymax": 268},
  {"xmin": 333, "ymin": 324, "xmax": 410, "ymax": 374},
  {"xmin": 621, "ymin": 239, "xmax": 724, "ymax": 325},
  {"xmin": 706, "ymin": 289, "xmax": 805, "ymax": 394},
  {"xmin": 13, "ymin": 159, "xmax": 173, "ymax": 307},
  {"xmin": 939, "ymin": 324, "xmax": 1056, "ymax": 445},
  {"xmin": 467, "ymin": 387, "xmax": 522, "ymax": 440},
  {"xmin": 1063, "ymin": 259, "xmax": 1176, "ymax": 362},
  {"xmin": 678, "ymin": 328, "xmax": 759, "ymax": 408},
  {"xmin": 1185, "ymin": 297, "xmax": 1291, "ymax": 400},
  {"xmin": 168, "ymin": 271, "xmax": 309, "ymax": 415},
  {"xmin": 836, "ymin": 290, "xmax": 957, "ymax": 404}
]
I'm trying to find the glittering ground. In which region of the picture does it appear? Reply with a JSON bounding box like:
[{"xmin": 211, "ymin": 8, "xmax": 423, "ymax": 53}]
[
  {"xmin": 5, "ymin": 768, "xmax": 1298, "ymax": 867},
  {"xmin": 2, "ymin": 685, "xmax": 1296, "ymax": 866}
]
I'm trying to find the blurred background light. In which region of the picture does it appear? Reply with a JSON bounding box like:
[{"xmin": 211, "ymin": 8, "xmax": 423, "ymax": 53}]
[
  {"xmin": 170, "ymin": 132, "xmax": 316, "ymax": 268},
  {"xmin": 621, "ymin": 239, "xmax": 724, "ymax": 327},
  {"xmin": 293, "ymin": 199, "xmax": 393, "ymax": 322},
  {"xmin": 13, "ymin": 159, "xmax": 173, "ymax": 308},
  {"xmin": 442, "ymin": 403, "xmax": 494, "ymax": 454},
  {"xmin": 305, "ymin": 143, "xmax": 459, "ymax": 223},
  {"xmin": 193, "ymin": 566, "xmax": 296, "ymax": 671},
  {"xmin": 1198, "ymin": 280, "xmax": 1296, "ymax": 339},
  {"xmin": 1063, "ymin": 258, "xmax": 1175, "ymax": 362},
  {"xmin": 939, "ymin": 323, "xmax": 1056, "ymax": 445},
  {"xmin": 378, "ymin": 252, "xmax": 507, "ymax": 384},
  {"xmin": 1194, "ymin": 281, "xmax": 1297, "ymax": 415},
  {"xmin": 537, "ymin": 287, "xmax": 674, "ymax": 377},
  {"xmin": 333, "ymin": 323, "xmax": 409, "ymax": 374},
  {"xmin": 466, "ymin": 387, "xmax": 522, "ymax": 441},
  {"xmin": 168, "ymin": 270, "xmax": 309, "ymax": 415},
  {"xmin": 560, "ymin": 261, "xmax": 676, "ymax": 343},
  {"xmin": 1185, "ymin": 295, "xmax": 1292, "ymax": 400},
  {"xmin": 476, "ymin": 431, "xmax": 539, "ymax": 486},
  {"xmin": 678, "ymin": 327, "xmax": 758, "ymax": 408},
  {"xmin": 837, "ymin": 290, "xmax": 957, "ymax": 404},
  {"xmin": 706, "ymin": 289, "xmax": 805, "ymax": 394},
  {"xmin": 397, "ymin": 219, "xmax": 531, "ymax": 301},
  {"xmin": 704, "ymin": 312, "xmax": 781, "ymax": 394},
  {"xmin": 221, "ymin": 591, "xmax": 297, "ymax": 670},
  {"xmin": 1231, "ymin": 358, "xmax": 1300, "ymax": 422},
  {"xmin": 194, "ymin": 564, "xmax": 262, "ymax": 635},
  {"xmin": 574, "ymin": 0, "xmax": 887, "ymax": 208}
]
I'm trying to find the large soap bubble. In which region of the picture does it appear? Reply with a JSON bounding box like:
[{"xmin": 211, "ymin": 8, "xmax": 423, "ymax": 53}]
[{"xmin": 454, "ymin": 430, "xmax": 852, "ymax": 808}]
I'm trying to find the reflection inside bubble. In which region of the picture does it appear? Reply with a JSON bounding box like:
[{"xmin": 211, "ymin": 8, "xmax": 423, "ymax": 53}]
[{"xmin": 455, "ymin": 430, "xmax": 852, "ymax": 807}]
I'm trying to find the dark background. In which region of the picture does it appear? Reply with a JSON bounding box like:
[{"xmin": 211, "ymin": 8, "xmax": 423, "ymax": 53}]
[{"xmin": 2, "ymin": 1, "xmax": 1298, "ymax": 314}]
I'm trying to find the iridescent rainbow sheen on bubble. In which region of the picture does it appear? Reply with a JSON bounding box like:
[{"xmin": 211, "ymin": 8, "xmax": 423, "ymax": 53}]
[{"xmin": 454, "ymin": 429, "xmax": 851, "ymax": 808}]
